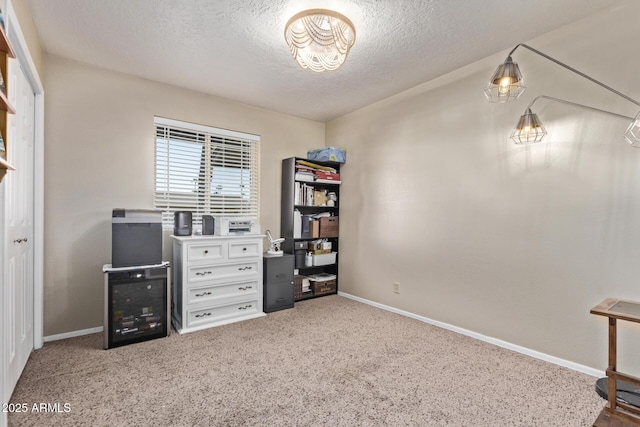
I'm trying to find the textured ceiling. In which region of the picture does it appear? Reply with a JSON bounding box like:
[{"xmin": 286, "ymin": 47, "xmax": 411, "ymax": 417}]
[{"xmin": 28, "ymin": 0, "xmax": 623, "ymax": 122}]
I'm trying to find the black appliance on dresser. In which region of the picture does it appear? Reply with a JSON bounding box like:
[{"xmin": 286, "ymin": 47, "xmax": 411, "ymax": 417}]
[
  {"xmin": 112, "ymin": 209, "xmax": 162, "ymax": 267},
  {"xmin": 105, "ymin": 208, "xmax": 169, "ymax": 349}
]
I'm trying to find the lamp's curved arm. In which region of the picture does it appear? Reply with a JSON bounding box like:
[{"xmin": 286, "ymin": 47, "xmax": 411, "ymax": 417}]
[
  {"xmin": 506, "ymin": 44, "xmax": 640, "ymax": 108},
  {"xmin": 526, "ymin": 95, "xmax": 635, "ymax": 121}
]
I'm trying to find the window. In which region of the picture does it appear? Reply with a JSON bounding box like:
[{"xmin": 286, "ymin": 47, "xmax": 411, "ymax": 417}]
[{"xmin": 154, "ymin": 117, "xmax": 260, "ymax": 227}]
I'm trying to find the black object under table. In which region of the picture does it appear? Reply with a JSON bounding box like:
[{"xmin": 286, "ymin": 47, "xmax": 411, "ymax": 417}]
[{"xmin": 596, "ymin": 377, "xmax": 640, "ymax": 409}]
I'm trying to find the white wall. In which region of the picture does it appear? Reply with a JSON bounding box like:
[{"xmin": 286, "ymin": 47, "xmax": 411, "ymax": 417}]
[
  {"xmin": 326, "ymin": 1, "xmax": 640, "ymax": 374},
  {"xmin": 43, "ymin": 56, "xmax": 324, "ymax": 336}
]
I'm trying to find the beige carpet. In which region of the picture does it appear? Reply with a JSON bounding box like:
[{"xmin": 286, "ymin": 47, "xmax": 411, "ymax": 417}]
[{"xmin": 9, "ymin": 295, "xmax": 603, "ymax": 426}]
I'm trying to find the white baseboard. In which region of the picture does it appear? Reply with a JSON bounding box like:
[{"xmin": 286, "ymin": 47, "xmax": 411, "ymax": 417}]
[
  {"xmin": 43, "ymin": 326, "xmax": 103, "ymax": 343},
  {"xmin": 338, "ymin": 291, "xmax": 603, "ymax": 378}
]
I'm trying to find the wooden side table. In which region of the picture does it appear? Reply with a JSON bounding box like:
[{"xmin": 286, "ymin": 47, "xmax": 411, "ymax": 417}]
[{"xmin": 591, "ymin": 298, "xmax": 640, "ymax": 426}]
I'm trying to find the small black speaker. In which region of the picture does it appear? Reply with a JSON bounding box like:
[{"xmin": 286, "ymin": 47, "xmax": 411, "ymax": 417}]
[
  {"xmin": 202, "ymin": 215, "xmax": 215, "ymax": 235},
  {"xmin": 174, "ymin": 211, "xmax": 192, "ymax": 236}
]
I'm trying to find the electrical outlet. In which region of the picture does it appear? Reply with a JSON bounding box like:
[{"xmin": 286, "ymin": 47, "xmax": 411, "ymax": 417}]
[{"xmin": 393, "ymin": 282, "xmax": 400, "ymax": 294}]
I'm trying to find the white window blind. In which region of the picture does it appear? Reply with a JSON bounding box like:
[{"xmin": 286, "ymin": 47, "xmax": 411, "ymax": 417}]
[{"xmin": 154, "ymin": 117, "xmax": 260, "ymax": 227}]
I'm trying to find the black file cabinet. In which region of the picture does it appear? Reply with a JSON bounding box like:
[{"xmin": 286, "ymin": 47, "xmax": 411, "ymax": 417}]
[{"xmin": 263, "ymin": 254, "xmax": 294, "ymax": 313}]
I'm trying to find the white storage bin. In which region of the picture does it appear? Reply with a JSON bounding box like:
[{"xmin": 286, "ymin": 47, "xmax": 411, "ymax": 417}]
[{"xmin": 312, "ymin": 251, "xmax": 337, "ymax": 266}]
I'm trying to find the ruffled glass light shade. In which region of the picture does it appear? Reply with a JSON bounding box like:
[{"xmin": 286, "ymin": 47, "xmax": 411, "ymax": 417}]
[
  {"xmin": 511, "ymin": 108, "xmax": 547, "ymax": 144},
  {"xmin": 285, "ymin": 9, "xmax": 355, "ymax": 72},
  {"xmin": 485, "ymin": 56, "xmax": 526, "ymax": 103}
]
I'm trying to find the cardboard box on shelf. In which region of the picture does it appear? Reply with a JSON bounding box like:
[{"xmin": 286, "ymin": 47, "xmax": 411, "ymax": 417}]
[{"xmin": 319, "ymin": 216, "xmax": 338, "ymax": 238}]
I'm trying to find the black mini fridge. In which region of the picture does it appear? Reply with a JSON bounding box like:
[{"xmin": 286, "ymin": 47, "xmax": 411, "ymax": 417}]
[{"xmin": 103, "ymin": 263, "xmax": 170, "ymax": 349}]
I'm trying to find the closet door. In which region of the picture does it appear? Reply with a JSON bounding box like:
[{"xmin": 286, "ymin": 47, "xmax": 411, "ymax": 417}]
[{"xmin": 4, "ymin": 60, "xmax": 35, "ymax": 395}]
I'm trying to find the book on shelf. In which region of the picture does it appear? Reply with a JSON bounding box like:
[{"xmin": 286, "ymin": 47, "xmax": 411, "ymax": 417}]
[
  {"xmin": 315, "ymin": 170, "xmax": 340, "ymax": 181},
  {"xmin": 294, "ymin": 182, "xmax": 300, "ymax": 205},
  {"xmin": 294, "ymin": 182, "xmax": 320, "ymax": 206},
  {"xmin": 295, "ymin": 159, "xmax": 340, "ymax": 183},
  {"xmin": 0, "ymin": 69, "xmax": 5, "ymax": 96},
  {"xmin": 307, "ymin": 273, "xmax": 336, "ymax": 282},
  {"xmin": 294, "ymin": 181, "xmax": 339, "ymax": 207},
  {"xmin": 294, "ymin": 212, "xmax": 332, "ymax": 238},
  {"xmin": 296, "ymin": 159, "xmax": 337, "ymax": 173},
  {"xmin": 293, "ymin": 210, "xmax": 301, "ymax": 238},
  {"xmin": 295, "ymin": 171, "xmax": 315, "ymax": 182}
]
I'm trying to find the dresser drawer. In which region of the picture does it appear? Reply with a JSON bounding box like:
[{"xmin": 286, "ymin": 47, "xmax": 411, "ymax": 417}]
[
  {"xmin": 228, "ymin": 240, "xmax": 261, "ymax": 259},
  {"xmin": 187, "ymin": 299, "xmax": 260, "ymax": 328},
  {"xmin": 187, "ymin": 242, "xmax": 225, "ymax": 263},
  {"xmin": 187, "ymin": 280, "xmax": 259, "ymax": 305},
  {"xmin": 187, "ymin": 260, "xmax": 260, "ymax": 284}
]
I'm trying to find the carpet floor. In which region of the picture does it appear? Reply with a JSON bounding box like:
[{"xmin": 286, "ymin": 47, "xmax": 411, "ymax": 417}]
[{"xmin": 8, "ymin": 295, "xmax": 604, "ymax": 426}]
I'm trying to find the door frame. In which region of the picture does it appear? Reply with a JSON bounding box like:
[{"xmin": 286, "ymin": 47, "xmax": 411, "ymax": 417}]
[
  {"xmin": 6, "ymin": 0, "xmax": 45, "ymax": 351},
  {"xmin": 5, "ymin": 0, "xmax": 44, "ymax": 349},
  {"xmin": 1, "ymin": 0, "xmax": 44, "ymax": 422}
]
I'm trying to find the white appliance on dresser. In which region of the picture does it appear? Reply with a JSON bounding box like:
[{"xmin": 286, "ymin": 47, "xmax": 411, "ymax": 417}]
[{"xmin": 171, "ymin": 234, "xmax": 266, "ymax": 333}]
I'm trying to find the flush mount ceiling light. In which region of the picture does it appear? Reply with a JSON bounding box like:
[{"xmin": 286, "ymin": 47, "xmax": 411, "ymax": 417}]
[
  {"xmin": 486, "ymin": 44, "xmax": 640, "ymax": 147},
  {"xmin": 284, "ymin": 9, "xmax": 356, "ymax": 72}
]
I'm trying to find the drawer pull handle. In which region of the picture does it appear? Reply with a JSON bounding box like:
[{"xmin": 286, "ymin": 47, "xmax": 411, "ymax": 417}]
[
  {"xmin": 195, "ymin": 291, "xmax": 212, "ymax": 297},
  {"xmin": 276, "ymin": 273, "xmax": 286, "ymax": 278},
  {"xmin": 238, "ymin": 304, "xmax": 253, "ymax": 310},
  {"xmin": 243, "ymin": 247, "xmax": 247, "ymax": 251},
  {"xmin": 238, "ymin": 286, "xmax": 253, "ymax": 291},
  {"xmin": 195, "ymin": 312, "xmax": 212, "ymax": 318},
  {"xmin": 276, "ymin": 298, "xmax": 286, "ymax": 302},
  {"xmin": 195, "ymin": 271, "xmax": 213, "ymax": 276},
  {"xmin": 204, "ymin": 250, "xmax": 209, "ymax": 254},
  {"xmin": 238, "ymin": 266, "xmax": 253, "ymax": 271}
]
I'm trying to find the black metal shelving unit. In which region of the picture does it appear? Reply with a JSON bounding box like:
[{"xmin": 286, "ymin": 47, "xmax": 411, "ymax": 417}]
[{"xmin": 281, "ymin": 157, "xmax": 341, "ymax": 300}]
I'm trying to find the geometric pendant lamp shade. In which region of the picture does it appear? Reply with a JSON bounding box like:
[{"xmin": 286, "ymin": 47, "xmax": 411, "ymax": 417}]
[
  {"xmin": 623, "ymin": 112, "xmax": 640, "ymax": 147},
  {"xmin": 484, "ymin": 56, "xmax": 526, "ymax": 103},
  {"xmin": 511, "ymin": 108, "xmax": 547, "ymax": 144},
  {"xmin": 487, "ymin": 43, "xmax": 640, "ymax": 147}
]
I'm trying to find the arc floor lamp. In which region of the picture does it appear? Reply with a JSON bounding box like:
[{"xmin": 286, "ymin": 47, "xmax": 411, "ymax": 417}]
[{"xmin": 485, "ymin": 43, "xmax": 640, "ymax": 147}]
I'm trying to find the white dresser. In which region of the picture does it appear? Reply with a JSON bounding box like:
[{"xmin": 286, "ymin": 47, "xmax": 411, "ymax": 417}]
[{"xmin": 171, "ymin": 235, "xmax": 265, "ymax": 334}]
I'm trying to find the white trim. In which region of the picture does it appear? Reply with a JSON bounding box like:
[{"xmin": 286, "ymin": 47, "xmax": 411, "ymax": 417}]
[
  {"xmin": 44, "ymin": 327, "xmax": 104, "ymax": 343},
  {"xmin": 338, "ymin": 291, "xmax": 604, "ymax": 378},
  {"xmin": 154, "ymin": 116, "xmax": 260, "ymax": 142},
  {"xmin": 6, "ymin": 8, "xmax": 43, "ymax": 93},
  {"xmin": 7, "ymin": 2, "xmax": 45, "ymax": 350},
  {"xmin": 5, "ymin": 0, "xmax": 45, "ymax": 354},
  {"xmin": 32, "ymin": 92, "xmax": 44, "ymax": 350}
]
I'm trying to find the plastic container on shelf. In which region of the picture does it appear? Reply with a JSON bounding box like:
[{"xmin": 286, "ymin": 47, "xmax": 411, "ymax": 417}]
[{"xmin": 312, "ymin": 251, "xmax": 337, "ymax": 266}]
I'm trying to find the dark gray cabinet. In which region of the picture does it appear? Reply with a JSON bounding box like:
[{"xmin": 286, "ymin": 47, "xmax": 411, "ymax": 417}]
[{"xmin": 263, "ymin": 254, "xmax": 294, "ymax": 312}]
